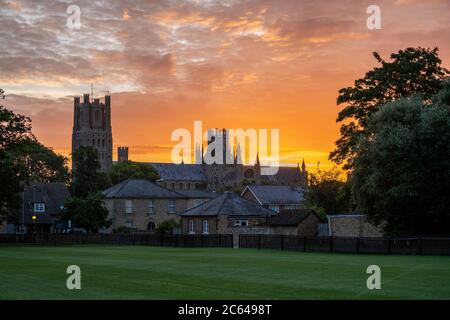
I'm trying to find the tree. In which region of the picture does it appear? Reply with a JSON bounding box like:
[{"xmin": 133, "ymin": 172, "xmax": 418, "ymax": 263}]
[
  {"xmin": 155, "ymin": 219, "xmax": 180, "ymax": 235},
  {"xmin": 62, "ymin": 193, "xmax": 111, "ymax": 233},
  {"xmin": 0, "ymin": 92, "xmax": 69, "ymax": 222},
  {"xmin": 108, "ymin": 160, "xmax": 159, "ymax": 185},
  {"xmin": 304, "ymin": 167, "xmax": 353, "ymax": 217},
  {"xmin": 330, "ymin": 47, "xmax": 449, "ymax": 169},
  {"xmin": 71, "ymin": 146, "xmax": 111, "ymax": 198},
  {"xmin": 351, "ymin": 84, "xmax": 450, "ymax": 235}
]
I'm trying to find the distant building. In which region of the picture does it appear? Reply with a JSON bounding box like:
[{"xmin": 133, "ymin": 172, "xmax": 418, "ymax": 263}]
[
  {"xmin": 102, "ymin": 179, "xmax": 214, "ymax": 233},
  {"xmin": 241, "ymin": 184, "xmax": 305, "ymax": 213},
  {"xmin": 327, "ymin": 215, "xmax": 383, "ymax": 238},
  {"xmin": 72, "ymin": 93, "xmax": 112, "ymax": 172},
  {"xmin": 267, "ymin": 209, "xmax": 322, "ymax": 236},
  {"xmin": 179, "ymin": 192, "xmax": 276, "ymax": 235},
  {"xmin": 117, "ymin": 146, "xmax": 129, "ymax": 162}
]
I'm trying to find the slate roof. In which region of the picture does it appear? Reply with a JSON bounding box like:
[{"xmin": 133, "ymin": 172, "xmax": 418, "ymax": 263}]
[
  {"xmin": 145, "ymin": 163, "xmax": 207, "ymax": 181},
  {"xmin": 22, "ymin": 182, "xmax": 71, "ymax": 224},
  {"xmin": 176, "ymin": 189, "xmax": 217, "ymax": 199},
  {"xmin": 268, "ymin": 209, "xmax": 319, "ymax": 226},
  {"xmin": 260, "ymin": 166, "xmax": 301, "ymax": 184},
  {"xmin": 102, "ymin": 179, "xmax": 186, "ymax": 199},
  {"xmin": 243, "ymin": 185, "xmax": 304, "ymax": 205},
  {"xmin": 180, "ymin": 192, "xmax": 276, "ymax": 217}
]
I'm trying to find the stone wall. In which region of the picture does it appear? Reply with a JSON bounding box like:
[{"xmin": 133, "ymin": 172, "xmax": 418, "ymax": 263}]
[
  {"xmin": 328, "ymin": 215, "xmax": 383, "ymax": 238},
  {"xmin": 104, "ymin": 198, "xmax": 188, "ymax": 232}
]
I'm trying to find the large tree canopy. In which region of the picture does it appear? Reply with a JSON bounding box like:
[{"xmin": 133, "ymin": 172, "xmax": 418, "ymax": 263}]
[
  {"xmin": 330, "ymin": 47, "xmax": 449, "ymax": 169},
  {"xmin": 1, "ymin": 92, "xmax": 69, "ymax": 222},
  {"xmin": 71, "ymin": 146, "xmax": 111, "ymax": 198},
  {"xmin": 351, "ymin": 82, "xmax": 450, "ymax": 236},
  {"xmin": 108, "ymin": 160, "xmax": 159, "ymax": 185}
]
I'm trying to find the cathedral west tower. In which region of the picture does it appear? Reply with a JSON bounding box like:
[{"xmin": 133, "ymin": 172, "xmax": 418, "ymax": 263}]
[{"xmin": 71, "ymin": 93, "xmax": 113, "ymax": 172}]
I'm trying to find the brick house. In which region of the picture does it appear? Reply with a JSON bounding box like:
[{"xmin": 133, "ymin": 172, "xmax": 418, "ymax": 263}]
[
  {"xmin": 241, "ymin": 185, "xmax": 304, "ymax": 213},
  {"xmin": 268, "ymin": 209, "xmax": 322, "ymax": 236},
  {"xmin": 327, "ymin": 214, "xmax": 383, "ymax": 238},
  {"xmin": 179, "ymin": 192, "xmax": 276, "ymax": 235},
  {"xmin": 102, "ymin": 179, "xmax": 192, "ymax": 232}
]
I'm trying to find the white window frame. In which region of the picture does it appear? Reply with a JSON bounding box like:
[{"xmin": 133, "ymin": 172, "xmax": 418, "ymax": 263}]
[
  {"xmin": 189, "ymin": 220, "xmax": 195, "ymax": 234},
  {"xmin": 202, "ymin": 220, "xmax": 209, "ymax": 234},
  {"xmin": 125, "ymin": 200, "xmax": 133, "ymax": 214},
  {"xmin": 168, "ymin": 200, "xmax": 176, "ymax": 214},
  {"xmin": 34, "ymin": 203, "xmax": 45, "ymax": 213},
  {"xmin": 126, "ymin": 221, "xmax": 134, "ymax": 229},
  {"xmin": 148, "ymin": 200, "xmax": 155, "ymax": 214},
  {"xmin": 234, "ymin": 219, "xmax": 249, "ymax": 227}
]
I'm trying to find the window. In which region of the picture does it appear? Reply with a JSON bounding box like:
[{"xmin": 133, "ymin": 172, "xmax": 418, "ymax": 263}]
[
  {"xmin": 95, "ymin": 110, "xmax": 100, "ymax": 122},
  {"xmin": 147, "ymin": 221, "xmax": 156, "ymax": 232},
  {"xmin": 34, "ymin": 203, "xmax": 45, "ymax": 213},
  {"xmin": 125, "ymin": 200, "xmax": 133, "ymax": 214},
  {"xmin": 202, "ymin": 220, "xmax": 209, "ymax": 234},
  {"xmin": 234, "ymin": 220, "xmax": 248, "ymax": 227},
  {"xmin": 269, "ymin": 205, "xmax": 280, "ymax": 213},
  {"xmin": 148, "ymin": 200, "xmax": 155, "ymax": 214},
  {"xmin": 102, "ymin": 139, "xmax": 105, "ymax": 147},
  {"xmin": 189, "ymin": 220, "xmax": 195, "ymax": 234},
  {"xmin": 168, "ymin": 200, "xmax": 176, "ymax": 213}
]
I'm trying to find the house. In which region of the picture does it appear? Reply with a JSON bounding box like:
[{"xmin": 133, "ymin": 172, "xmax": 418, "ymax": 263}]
[
  {"xmin": 327, "ymin": 214, "xmax": 383, "ymax": 238},
  {"xmin": 8, "ymin": 182, "xmax": 71, "ymax": 234},
  {"xmin": 102, "ymin": 179, "xmax": 190, "ymax": 232},
  {"xmin": 179, "ymin": 191, "xmax": 276, "ymax": 235},
  {"xmin": 175, "ymin": 189, "xmax": 217, "ymax": 209},
  {"xmin": 241, "ymin": 185, "xmax": 304, "ymax": 213},
  {"xmin": 267, "ymin": 209, "xmax": 322, "ymax": 236}
]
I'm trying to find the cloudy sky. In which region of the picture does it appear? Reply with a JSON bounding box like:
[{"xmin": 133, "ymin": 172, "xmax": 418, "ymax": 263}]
[{"xmin": 1, "ymin": 0, "xmax": 449, "ymax": 168}]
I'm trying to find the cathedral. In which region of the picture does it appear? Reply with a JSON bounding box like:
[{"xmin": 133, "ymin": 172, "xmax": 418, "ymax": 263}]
[
  {"xmin": 71, "ymin": 94, "xmax": 113, "ymax": 172},
  {"xmin": 71, "ymin": 93, "xmax": 308, "ymax": 191}
]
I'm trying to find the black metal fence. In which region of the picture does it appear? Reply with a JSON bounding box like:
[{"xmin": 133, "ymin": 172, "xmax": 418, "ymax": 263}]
[
  {"xmin": 1, "ymin": 233, "xmax": 449, "ymax": 255},
  {"xmin": 239, "ymin": 235, "xmax": 450, "ymax": 256},
  {"xmin": 0, "ymin": 233, "xmax": 233, "ymax": 248}
]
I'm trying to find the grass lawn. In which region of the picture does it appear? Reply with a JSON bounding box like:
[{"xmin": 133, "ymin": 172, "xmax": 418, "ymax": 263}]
[{"xmin": 0, "ymin": 245, "xmax": 449, "ymax": 300}]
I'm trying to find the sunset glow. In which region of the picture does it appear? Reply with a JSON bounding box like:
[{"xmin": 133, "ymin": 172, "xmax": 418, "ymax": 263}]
[{"xmin": 1, "ymin": 0, "xmax": 449, "ymax": 170}]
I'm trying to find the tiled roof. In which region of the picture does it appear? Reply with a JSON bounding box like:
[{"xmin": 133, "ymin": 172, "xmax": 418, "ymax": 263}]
[
  {"xmin": 268, "ymin": 209, "xmax": 319, "ymax": 226},
  {"xmin": 180, "ymin": 192, "xmax": 276, "ymax": 217},
  {"xmin": 260, "ymin": 166, "xmax": 301, "ymax": 184},
  {"xmin": 145, "ymin": 163, "xmax": 207, "ymax": 181},
  {"xmin": 243, "ymin": 185, "xmax": 304, "ymax": 205},
  {"xmin": 102, "ymin": 179, "xmax": 186, "ymax": 199},
  {"xmin": 175, "ymin": 189, "xmax": 217, "ymax": 199}
]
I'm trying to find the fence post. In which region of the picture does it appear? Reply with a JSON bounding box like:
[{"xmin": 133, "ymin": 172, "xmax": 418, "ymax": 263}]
[
  {"xmin": 201, "ymin": 235, "xmax": 204, "ymax": 248},
  {"xmin": 160, "ymin": 234, "xmax": 164, "ymax": 247},
  {"xmin": 329, "ymin": 236, "xmax": 333, "ymax": 253},
  {"xmin": 258, "ymin": 234, "xmax": 261, "ymax": 249},
  {"xmin": 303, "ymin": 236, "xmax": 307, "ymax": 252},
  {"xmin": 356, "ymin": 237, "xmax": 360, "ymax": 253},
  {"xmin": 280, "ymin": 235, "xmax": 284, "ymax": 250},
  {"xmin": 387, "ymin": 238, "xmax": 392, "ymax": 255},
  {"xmin": 419, "ymin": 236, "xmax": 423, "ymax": 255}
]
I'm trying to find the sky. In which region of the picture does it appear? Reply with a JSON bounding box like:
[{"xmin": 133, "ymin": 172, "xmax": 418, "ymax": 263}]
[{"xmin": 1, "ymin": 0, "xmax": 449, "ymax": 170}]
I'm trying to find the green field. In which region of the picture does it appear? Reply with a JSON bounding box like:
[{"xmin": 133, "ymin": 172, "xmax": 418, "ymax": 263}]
[{"xmin": 0, "ymin": 245, "xmax": 449, "ymax": 299}]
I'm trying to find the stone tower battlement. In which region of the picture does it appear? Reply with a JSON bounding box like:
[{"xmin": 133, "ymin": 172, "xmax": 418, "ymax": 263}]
[{"xmin": 72, "ymin": 93, "xmax": 113, "ymax": 172}]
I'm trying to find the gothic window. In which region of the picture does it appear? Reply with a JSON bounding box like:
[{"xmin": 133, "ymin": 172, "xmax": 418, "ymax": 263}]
[
  {"xmin": 95, "ymin": 110, "xmax": 100, "ymax": 122},
  {"xmin": 92, "ymin": 139, "xmax": 95, "ymax": 146},
  {"xmin": 102, "ymin": 139, "xmax": 105, "ymax": 147},
  {"xmin": 147, "ymin": 221, "xmax": 156, "ymax": 232}
]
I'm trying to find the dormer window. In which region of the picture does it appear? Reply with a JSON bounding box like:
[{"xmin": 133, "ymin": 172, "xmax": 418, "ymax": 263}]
[{"xmin": 34, "ymin": 203, "xmax": 45, "ymax": 213}]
